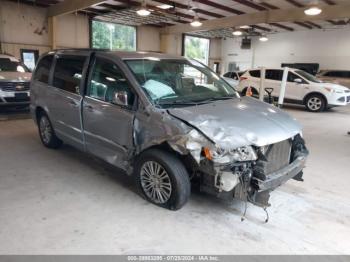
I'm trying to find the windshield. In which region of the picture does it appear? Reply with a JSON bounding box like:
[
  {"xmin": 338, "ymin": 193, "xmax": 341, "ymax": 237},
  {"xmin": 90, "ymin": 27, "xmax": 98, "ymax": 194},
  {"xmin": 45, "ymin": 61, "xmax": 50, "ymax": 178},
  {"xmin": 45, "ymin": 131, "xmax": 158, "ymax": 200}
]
[
  {"xmin": 296, "ymin": 70, "xmax": 321, "ymax": 83},
  {"xmin": 125, "ymin": 59, "xmax": 237, "ymax": 107},
  {"xmin": 0, "ymin": 58, "xmax": 30, "ymax": 73}
]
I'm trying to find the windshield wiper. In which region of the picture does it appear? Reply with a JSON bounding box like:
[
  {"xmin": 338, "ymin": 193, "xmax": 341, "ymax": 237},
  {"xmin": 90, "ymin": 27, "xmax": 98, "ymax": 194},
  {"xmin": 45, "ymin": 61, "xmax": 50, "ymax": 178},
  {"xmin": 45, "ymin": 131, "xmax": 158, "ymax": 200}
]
[
  {"xmin": 156, "ymin": 99, "xmax": 199, "ymax": 106},
  {"xmin": 192, "ymin": 95, "xmax": 236, "ymax": 103}
]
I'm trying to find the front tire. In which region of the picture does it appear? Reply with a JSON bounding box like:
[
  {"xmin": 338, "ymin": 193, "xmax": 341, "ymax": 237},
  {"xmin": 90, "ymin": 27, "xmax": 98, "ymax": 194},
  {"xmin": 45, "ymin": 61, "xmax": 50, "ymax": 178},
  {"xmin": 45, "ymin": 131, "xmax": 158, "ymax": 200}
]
[
  {"xmin": 305, "ymin": 94, "xmax": 326, "ymax": 112},
  {"xmin": 38, "ymin": 112, "xmax": 62, "ymax": 149},
  {"xmin": 134, "ymin": 149, "xmax": 191, "ymax": 210}
]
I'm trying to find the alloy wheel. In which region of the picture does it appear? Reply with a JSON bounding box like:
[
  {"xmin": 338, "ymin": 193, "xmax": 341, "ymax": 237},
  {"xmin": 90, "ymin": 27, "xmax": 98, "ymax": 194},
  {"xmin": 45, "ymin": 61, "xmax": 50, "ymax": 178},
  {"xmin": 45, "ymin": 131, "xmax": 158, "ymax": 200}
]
[
  {"xmin": 39, "ymin": 116, "xmax": 52, "ymax": 144},
  {"xmin": 307, "ymin": 97, "xmax": 322, "ymax": 111},
  {"xmin": 140, "ymin": 161, "xmax": 172, "ymax": 204}
]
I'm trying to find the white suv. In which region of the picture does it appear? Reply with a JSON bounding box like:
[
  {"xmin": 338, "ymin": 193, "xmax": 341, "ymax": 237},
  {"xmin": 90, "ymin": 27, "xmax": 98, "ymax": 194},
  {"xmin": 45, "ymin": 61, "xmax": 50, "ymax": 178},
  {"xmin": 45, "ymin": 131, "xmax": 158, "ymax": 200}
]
[{"xmin": 237, "ymin": 68, "xmax": 350, "ymax": 112}]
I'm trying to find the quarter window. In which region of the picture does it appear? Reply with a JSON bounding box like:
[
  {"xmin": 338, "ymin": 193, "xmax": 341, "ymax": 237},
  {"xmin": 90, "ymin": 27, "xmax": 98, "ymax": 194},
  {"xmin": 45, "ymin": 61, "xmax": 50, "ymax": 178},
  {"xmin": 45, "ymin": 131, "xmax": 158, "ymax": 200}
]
[
  {"xmin": 33, "ymin": 55, "xmax": 53, "ymax": 83},
  {"xmin": 88, "ymin": 58, "xmax": 135, "ymax": 105},
  {"xmin": 265, "ymin": 70, "xmax": 283, "ymax": 81},
  {"xmin": 53, "ymin": 56, "xmax": 86, "ymax": 94}
]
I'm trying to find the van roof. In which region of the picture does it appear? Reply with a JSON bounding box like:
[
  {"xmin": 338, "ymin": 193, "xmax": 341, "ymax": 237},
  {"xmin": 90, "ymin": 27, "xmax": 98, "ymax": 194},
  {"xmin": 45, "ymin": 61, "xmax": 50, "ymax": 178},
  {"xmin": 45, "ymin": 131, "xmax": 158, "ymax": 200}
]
[{"xmin": 50, "ymin": 49, "xmax": 184, "ymax": 60}]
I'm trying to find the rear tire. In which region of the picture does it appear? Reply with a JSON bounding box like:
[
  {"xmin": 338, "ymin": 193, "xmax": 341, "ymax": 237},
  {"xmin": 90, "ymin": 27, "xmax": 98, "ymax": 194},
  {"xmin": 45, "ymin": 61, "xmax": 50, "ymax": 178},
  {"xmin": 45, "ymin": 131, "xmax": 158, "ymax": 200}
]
[
  {"xmin": 134, "ymin": 149, "xmax": 191, "ymax": 210},
  {"xmin": 38, "ymin": 112, "xmax": 62, "ymax": 149},
  {"xmin": 305, "ymin": 94, "xmax": 326, "ymax": 112}
]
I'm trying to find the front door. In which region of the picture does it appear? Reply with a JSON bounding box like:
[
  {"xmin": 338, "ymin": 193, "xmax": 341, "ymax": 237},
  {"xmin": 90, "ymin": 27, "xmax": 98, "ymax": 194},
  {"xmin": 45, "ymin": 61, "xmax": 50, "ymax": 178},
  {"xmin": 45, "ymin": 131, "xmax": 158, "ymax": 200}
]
[
  {"xmin": 285, "ymin": 71, "xmax": 307, "ymax": 101},
  {"xmin": 82, "ymin": 55, "xmax": 136, "ymax": 170},
  {"xmin": 49, "ymin": 53, "xmax": 89, "ymax": 150}
]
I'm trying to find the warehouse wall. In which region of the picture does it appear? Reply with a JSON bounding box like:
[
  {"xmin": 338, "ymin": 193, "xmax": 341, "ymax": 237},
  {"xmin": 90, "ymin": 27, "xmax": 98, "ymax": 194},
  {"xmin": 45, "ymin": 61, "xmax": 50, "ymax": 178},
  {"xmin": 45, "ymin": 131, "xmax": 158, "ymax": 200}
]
[
  {"xmin": 0, "ymin": 0, "xmax": 162, "ymax": 59},
  {"xmin": 137, "ymin": 26, "xmax": 161, "ymax": 52},
  {"xmin": 0, "ymin": 1, "xmax": 90, "ymax": 57},
  {"xmin": 0, "ymin": 1, "xmax": 50, "ymax": 57},
  {"xmin": 222, "ymin": 27, "xmax": 350, "ymax": 73}
]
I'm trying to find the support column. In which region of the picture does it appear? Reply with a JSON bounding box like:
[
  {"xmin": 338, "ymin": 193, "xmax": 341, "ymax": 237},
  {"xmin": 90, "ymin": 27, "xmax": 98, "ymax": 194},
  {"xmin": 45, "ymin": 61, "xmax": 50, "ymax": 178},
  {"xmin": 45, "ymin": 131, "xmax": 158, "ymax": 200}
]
[{"xmin": 48, "ymin": 16, "xmax": 57, "ymax": 50}]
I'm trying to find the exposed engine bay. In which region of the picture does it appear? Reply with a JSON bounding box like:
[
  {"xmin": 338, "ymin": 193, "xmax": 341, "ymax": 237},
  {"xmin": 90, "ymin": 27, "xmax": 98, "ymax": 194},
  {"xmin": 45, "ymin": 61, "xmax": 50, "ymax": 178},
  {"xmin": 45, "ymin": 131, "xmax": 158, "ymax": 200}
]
[{"xmin": 196, "ymin": 134, "xmax": 309, "ymax": 221}]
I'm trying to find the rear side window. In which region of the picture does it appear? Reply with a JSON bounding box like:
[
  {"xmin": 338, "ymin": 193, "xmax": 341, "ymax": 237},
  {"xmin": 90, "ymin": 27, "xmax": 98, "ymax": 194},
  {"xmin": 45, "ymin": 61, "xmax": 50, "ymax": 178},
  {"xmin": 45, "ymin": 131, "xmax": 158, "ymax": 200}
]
[
  {"xmin": 249, "ymin": 70, "xmax": 260, "ymax": 78},
  {"xmin": 53, "ymin": 56, "xmax": 86, "ymax": 94},
  {"xmin": 266, "ymin": 70, "xmax": 283, "ymax": 81},
  {"xmin": 33, "ymin": 55, "xmax": 53, "ymax": 83}
]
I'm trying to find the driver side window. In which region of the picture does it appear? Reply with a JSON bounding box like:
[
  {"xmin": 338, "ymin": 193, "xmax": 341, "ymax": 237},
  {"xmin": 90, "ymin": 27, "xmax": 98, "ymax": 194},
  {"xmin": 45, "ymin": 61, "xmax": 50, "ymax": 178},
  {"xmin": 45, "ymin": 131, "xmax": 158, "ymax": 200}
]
[
  {"xmin": 88, "ymin": 58, "xmax": 135, "ymax": 105},
  {"xmin": 288, "ymin": 72, "xmax": 304, "ymax": 83}
]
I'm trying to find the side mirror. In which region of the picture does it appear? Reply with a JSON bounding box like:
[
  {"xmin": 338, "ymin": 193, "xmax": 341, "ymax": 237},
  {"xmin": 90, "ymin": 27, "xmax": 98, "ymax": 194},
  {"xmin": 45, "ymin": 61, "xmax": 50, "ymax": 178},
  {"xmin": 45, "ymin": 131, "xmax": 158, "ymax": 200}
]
[
  {"xmin": 112, "ymin": 91, "xmax": 128, "ymax": 106},
  {"xmin": 294, "ymin": 78, "xmax": 303, "ymax": 84}
]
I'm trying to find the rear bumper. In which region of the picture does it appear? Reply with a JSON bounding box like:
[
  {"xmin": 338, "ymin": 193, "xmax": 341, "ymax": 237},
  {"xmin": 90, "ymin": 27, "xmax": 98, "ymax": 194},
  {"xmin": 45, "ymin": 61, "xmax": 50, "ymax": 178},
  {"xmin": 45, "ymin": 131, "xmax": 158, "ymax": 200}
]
[{"xmin": 256, "ymin": 154, "xmax": 307, "ymax": 191}]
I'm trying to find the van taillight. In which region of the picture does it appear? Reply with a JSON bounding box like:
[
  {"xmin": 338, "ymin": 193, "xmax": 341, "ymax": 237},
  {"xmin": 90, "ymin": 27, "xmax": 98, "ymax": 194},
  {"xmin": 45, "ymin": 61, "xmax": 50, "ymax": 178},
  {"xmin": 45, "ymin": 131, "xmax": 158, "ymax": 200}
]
[{"xmin": 240, "ymin": 77, "xmax": 247, "ymax": 81}]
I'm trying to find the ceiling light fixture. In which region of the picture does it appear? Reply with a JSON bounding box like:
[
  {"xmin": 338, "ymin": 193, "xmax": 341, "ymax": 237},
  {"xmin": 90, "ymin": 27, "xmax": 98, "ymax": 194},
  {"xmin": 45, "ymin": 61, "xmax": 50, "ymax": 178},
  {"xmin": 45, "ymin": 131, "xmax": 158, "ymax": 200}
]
[
  {"xmin": 137, "ymin": 0, "xmax": 151, "ymax": 16},
  {"xmin": 304, "ymin": 6, "xmax": 322, "ymax": 16},
  {"xmin": 157, "ymin": 4, "xmax": 173, "ymax": 9},
  {"xmin": 232, "ymin": 29, "xmax": 243, "ymax": 36},
  {"xmin": 239, "ymin": 25, "xmax": 250, "ymax": 29},
  {"xmin": 190, "ymin": 14, "xmax": 202, "ymax": 27},
  {"xmin": 259, "ymin": 35, "xmax": 269, "ymax": 42}
]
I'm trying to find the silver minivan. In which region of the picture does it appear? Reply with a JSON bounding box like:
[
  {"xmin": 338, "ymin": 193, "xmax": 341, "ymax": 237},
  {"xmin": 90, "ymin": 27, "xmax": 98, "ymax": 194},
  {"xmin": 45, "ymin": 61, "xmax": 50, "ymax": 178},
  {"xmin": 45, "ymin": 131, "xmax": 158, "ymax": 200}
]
[{"xmin": 30, "ymin": 49, "xmax": 309, "ymax": 211}]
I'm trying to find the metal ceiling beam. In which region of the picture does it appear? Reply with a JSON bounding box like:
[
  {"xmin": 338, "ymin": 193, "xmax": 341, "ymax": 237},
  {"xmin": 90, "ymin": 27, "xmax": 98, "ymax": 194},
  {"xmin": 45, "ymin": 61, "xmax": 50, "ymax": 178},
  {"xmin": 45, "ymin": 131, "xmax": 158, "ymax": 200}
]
[
  {"xmin": 192, "ymin": 0, "xmax": 244, "ymax": 15},
  {"xmin": 230, "ymin": 0, "xmax": 299, "ymax": 31},
  {"xmin": 322, "ymin": 0, "xmax": 336, "ymax": 5},
  {"xmin": 110, "ymin": 0, "xmax": 194, "ymax": 21},
  {"xmin": 284, "ymin": 0, "xmax": 304, "ymax": 8},
  {"xmin": 293, "ymin": 21, "xmax": 312, "ymax": 29},
  {"xmin": 161, "ymin": 3, "xmax": 350, "ymax": 34},
  {"xmin": 151, "ymin": 0, "xmax": 225, "ymax": 19},
  {"xmin": 251, "ymin": 25, "xmax": 271, "ymax": 32},
  {"xmin": 231, "ymin": 0, "xmax": 266, "ymax": 11},
  {"xmin": 306, "ymin": 21, "xmax": 322, "ymax": 29},
  {"xmin": 48, "ymin": 0, "xmax": 107, "ymax": 17},
  {"xmin": 269, "ymin": 23, "xmax": 294, "ymax": 31}
]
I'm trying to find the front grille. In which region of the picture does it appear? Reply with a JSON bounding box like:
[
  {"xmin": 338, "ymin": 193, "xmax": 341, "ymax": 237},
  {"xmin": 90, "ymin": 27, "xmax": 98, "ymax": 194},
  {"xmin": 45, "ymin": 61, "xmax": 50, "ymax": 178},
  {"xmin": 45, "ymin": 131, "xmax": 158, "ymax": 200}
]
[
  {"xmin": 4, "ymin": 97, "xmax": 30, "ymax": 103},
  {"xmin": 0, "ymin": 82, "xmax": 30, "ymax": 92},
  {"xmin": 263, "ymin": 139, "xmax": 292, "ymax": 174}
]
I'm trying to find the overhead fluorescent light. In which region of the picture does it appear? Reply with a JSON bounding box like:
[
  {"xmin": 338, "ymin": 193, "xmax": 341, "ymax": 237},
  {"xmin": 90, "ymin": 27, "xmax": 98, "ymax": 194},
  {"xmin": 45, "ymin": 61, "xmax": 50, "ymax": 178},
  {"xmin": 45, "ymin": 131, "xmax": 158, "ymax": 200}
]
[
  {"xmin": 157, "ymin": 4, "xmax": 173, "ymax": 9},
  {"xmin": 239, "ymin": 25, "xmax": 250, "ymax": 29},
  {"xmin": 232, "ymin": 30, "xmax": 243, "ymax": 36},
  {"xmin": 304, "ymin": 6, "xmax": 322, "ymax": 16},
  {"xmin": 259, "ymin": 35, "xmax": 269, "ymax": 42}
]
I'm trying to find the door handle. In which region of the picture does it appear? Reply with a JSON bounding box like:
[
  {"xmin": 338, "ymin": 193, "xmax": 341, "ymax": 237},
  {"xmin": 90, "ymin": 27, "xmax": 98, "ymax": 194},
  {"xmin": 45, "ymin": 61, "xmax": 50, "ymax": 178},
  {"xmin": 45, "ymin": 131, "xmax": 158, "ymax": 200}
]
[
  {"xmin": 84, "ymin": 104, "xmax": 94, "ymax": 111},
  {"xmin": 69, "ymin": 100, "xmax": 79, "ymax": 107}
]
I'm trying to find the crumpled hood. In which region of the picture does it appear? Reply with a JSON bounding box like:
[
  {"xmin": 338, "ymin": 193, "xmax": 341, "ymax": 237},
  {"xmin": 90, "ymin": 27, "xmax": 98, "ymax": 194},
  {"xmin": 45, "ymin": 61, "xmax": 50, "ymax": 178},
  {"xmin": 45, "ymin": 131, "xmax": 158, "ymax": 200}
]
[
  {"xmin": 317, "ymin": 82, "xmax": 349, "ymax": 92},
  {"xmin": 168, "ymin": 97, "xmax": 302, "ymax": 149},
  {"xmin": 0, "ymin": 72, "xmax": 32, "ymax": 82}
]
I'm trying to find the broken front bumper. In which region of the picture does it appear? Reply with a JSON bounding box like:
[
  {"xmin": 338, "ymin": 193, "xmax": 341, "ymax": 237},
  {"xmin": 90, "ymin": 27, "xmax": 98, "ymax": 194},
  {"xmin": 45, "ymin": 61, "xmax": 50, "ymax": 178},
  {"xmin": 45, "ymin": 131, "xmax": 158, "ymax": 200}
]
[{"xmin": 255, "ymin": 154, "xmax": 307, "ymax": 191}]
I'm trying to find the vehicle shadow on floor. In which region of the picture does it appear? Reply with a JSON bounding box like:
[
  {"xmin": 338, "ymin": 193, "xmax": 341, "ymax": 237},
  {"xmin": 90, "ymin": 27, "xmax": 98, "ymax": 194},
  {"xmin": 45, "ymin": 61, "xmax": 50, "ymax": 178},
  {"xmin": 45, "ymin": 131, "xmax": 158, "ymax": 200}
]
[{"xmin": 57, "ymin": 143, "xmax": 254, "ymax": 220}]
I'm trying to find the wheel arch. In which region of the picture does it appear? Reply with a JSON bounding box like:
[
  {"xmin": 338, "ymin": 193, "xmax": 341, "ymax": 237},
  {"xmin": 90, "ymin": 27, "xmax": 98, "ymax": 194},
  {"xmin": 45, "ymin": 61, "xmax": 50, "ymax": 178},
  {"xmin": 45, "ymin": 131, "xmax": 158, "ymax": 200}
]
[
  {"xmin": 303, "ymin": 92, "xmax": 328, "ymax": 106},
  {"xmin": 134, "ymin": 142, "xmax": 198, "ymax": 177},
  {"xmin": 35, "ymin": 106, "xmax": 46, "ymax": 124}
]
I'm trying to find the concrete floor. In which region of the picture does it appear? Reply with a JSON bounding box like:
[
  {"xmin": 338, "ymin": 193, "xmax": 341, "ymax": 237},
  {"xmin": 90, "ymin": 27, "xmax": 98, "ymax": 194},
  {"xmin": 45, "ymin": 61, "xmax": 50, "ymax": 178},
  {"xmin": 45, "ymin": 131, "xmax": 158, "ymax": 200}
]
[{"xmin": 0, "ymin": 105, "xmax": 350, "ymax": 255}]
